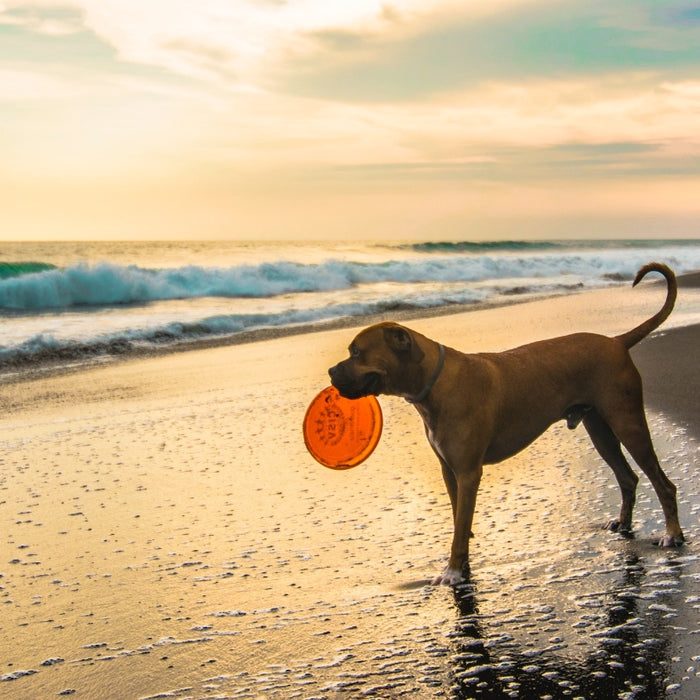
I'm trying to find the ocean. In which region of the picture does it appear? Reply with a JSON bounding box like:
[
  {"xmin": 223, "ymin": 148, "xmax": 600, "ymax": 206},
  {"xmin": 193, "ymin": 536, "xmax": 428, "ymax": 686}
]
[{"xmin": 1, "ymin": 239, "xmax": 699, "ymax": 375}]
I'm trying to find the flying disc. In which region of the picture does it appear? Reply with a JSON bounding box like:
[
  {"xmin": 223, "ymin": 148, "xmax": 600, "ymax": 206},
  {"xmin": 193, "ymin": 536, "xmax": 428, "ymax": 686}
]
[{"xmin": 303, "ymin": 386, "xmax": 383, "ymax": 469}]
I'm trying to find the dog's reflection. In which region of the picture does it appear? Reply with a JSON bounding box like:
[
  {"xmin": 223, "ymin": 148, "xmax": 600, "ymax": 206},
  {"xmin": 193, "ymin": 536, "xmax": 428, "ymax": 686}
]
[{"xmin": 441, "ymin": 552, "xmax": 679, "ymax": 699}]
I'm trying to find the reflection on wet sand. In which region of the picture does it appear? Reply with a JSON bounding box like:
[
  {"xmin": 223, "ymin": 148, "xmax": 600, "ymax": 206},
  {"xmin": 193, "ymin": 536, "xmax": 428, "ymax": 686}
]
[{"xmin": 446, "ymin": 548, "xmax": 693, "ymax": 699}]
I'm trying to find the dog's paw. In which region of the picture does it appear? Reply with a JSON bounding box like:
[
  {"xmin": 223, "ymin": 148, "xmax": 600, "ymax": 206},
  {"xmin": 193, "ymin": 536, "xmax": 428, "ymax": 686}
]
[
  {"xmin": 603, "ymin": 519, "xmax": 632, "ymax": 534},
  {"xmin": 658, "ymin": 533, "xmax": 685, "ymax": 548},
  {"xmin": 431, "ymin": 567, "xmax": 465, "ymax": 586}
]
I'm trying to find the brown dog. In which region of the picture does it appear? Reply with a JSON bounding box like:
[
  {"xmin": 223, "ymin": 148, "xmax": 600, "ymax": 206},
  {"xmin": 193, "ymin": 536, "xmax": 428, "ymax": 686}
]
[{"xmin": 329, "ymin": 263, "xmax": 684, "ymax": 585}]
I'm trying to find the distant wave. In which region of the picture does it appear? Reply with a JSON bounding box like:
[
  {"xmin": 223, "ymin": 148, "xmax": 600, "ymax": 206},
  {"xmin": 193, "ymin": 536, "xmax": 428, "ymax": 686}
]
[
  {"xmin": 0, "ymin": 261, "xmax": 56, "ymax": 279},
  {"xmin": 406, "ymin": 240, "xmax": 560, "ymax": 253},
  {"xmin": 404, "ymin": 239, "xmax": 700, "ymax": 254},
  {"xmin": 1, "ymin": 247, "xmax": 699, "ymax": 311}
]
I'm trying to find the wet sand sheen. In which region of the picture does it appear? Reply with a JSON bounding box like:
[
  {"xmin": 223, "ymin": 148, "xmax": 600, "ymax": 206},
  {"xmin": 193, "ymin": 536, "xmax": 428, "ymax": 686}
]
[{"xmin": 1, "ymin": 280, "xmax": 699, "ymax": 699}]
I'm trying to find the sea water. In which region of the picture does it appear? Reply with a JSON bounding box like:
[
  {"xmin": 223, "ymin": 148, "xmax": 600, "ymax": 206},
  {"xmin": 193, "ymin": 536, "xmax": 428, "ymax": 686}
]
[{"xmin": 1, "ymin": 239, "xmax": 699, "ymax": 371}]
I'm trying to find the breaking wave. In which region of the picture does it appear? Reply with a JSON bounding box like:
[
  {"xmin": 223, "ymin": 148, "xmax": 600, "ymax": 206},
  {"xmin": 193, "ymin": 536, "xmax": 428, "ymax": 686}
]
[{"xmin": 1, "ymin": 246, "xmax": 698, "ymax": 311}]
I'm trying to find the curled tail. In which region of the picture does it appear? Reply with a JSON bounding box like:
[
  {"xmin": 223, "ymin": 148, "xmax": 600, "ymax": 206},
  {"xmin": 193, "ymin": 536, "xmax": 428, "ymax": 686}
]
[{"xmin": 616, "ymin": 263, "xmax": 677, "ymax": 349}]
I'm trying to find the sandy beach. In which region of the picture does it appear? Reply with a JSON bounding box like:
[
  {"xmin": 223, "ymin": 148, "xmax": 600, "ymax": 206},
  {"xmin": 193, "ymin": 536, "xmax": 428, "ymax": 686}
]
[{"xmin": 1, "ymin": 277, "xmax": 699, "ymax": 699}]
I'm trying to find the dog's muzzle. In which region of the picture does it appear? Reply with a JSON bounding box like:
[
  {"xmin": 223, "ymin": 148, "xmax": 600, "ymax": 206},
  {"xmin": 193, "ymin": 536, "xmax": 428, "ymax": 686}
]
[{"xmin": 329, "ymin": 362, "xmax": 383, "ymax": 399}]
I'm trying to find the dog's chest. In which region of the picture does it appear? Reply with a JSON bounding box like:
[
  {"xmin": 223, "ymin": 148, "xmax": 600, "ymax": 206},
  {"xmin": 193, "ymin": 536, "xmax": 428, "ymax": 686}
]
[{"xmin": 425, "ymin": 425, "xmax": 447, "ymax": 462}]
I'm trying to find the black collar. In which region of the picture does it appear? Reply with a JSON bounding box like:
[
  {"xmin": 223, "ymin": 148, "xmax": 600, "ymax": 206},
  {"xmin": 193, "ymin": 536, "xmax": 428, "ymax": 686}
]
[{"xmin": 406, "ymin": 344, "xmax": 445, "ymax": 404}]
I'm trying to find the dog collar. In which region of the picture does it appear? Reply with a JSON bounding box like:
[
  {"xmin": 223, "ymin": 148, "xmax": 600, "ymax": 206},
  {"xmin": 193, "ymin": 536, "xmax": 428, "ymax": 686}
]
[{"xmin": 407, "ymin": 343, "xmax": 445, "ymax": 404}]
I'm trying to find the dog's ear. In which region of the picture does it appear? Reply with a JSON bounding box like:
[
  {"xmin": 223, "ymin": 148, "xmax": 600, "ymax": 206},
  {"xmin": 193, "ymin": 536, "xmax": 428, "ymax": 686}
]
[{"xmin": 383, "ymin": 325, "xmax": 425, "ymax": 363}]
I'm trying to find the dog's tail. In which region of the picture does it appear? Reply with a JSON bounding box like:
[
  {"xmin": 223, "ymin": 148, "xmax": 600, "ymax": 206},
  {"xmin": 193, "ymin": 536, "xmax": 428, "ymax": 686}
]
[{"xmin": 616, "ymin": 262, "xmax": 677, "ymax": 349}]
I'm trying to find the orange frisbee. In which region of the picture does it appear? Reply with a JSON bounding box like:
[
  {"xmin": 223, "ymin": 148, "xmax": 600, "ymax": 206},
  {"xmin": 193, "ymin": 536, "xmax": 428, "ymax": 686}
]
[{"xmin": 303, "ymin": 386, "xmax": 383, "ymax": 469}]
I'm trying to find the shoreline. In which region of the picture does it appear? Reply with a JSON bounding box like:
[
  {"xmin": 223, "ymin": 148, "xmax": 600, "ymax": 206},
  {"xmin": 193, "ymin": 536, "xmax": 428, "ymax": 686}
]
[
  {"xmin": 2, "ymin": 269, "xmax": 699, "ymax": 387},
  {"xmin": 0, "ymin": 291, "xmax": 557, "ymax": 385}
]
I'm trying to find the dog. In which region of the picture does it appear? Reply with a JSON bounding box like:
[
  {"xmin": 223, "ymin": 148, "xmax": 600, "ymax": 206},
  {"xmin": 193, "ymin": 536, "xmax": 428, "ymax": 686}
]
[{"xmin": 329, "ymin": 262, "xmax": 684, "ymax": 585}]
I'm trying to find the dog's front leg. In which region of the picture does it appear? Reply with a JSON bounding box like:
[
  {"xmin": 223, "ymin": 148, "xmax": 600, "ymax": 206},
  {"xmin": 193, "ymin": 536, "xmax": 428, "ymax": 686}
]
[
  {"xmin": 439, "ymin": 458, "xmax": 458, "ymax": 522},
  {"xmin": 426, "ymin": 425, "xmax": 459, "ymax": 521},
  {"xmin": 432, "ymin": 464, "xmax": 483, "ymax": 586}
]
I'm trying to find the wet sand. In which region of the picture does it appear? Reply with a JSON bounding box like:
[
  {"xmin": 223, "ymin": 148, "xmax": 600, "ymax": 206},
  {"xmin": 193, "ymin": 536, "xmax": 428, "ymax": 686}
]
[{"xmin": 1, "ymin": 279, "xmax": 699, "ymax": 699}]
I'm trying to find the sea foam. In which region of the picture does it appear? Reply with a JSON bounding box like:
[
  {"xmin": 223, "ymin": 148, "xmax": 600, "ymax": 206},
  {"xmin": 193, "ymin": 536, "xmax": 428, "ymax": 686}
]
[{"xmin": 1, "ymin": 247, "xmax": 699, "ymax": 311}]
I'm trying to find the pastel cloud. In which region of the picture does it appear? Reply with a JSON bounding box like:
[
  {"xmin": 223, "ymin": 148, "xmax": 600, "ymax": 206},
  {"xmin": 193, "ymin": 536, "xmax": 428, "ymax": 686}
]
[{"xmin": 1, "ymin": 0, "xmax": 699, "ymax": 240}]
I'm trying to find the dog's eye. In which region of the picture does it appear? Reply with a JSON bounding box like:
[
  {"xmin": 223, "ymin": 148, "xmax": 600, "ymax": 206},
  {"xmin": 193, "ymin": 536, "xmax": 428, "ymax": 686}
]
[{"xmin": 350, "ymin": 345, "xmax": 361, "ymax": 358}]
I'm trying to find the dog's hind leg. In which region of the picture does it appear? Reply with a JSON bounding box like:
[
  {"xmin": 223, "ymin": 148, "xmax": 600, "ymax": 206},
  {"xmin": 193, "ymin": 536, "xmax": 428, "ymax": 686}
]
[
  {"xmin": 603, "ymin": 405, "xmax": 684, "ymax": 547},
  {"xmin": 583, "ymin": 409, "xmax": 638, "ymax": 534}
]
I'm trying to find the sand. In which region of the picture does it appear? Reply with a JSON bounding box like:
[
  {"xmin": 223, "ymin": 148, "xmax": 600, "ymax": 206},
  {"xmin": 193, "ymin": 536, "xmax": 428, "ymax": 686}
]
[{"xmin": 1, "ymin": 279, "xmax": 699, "ymax": 699}]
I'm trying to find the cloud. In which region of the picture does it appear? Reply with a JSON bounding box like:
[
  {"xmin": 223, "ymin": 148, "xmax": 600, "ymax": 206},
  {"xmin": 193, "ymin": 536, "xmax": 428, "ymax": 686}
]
[
  {"xmin": 11, "ymin": 0, "xmax": 438, "ymax": 86},
  {"xmin": 0, "ymin": 3, "xmax": 86, "ymax": 36},
  {"xmin": 10, "ymin": 0, "xmax": 697, "ymax": 105},
  {"xmin": 1, "ymin": 0, "xmax": 699, "ymax": 242},
  {"xmin": 140, "ymin": 73, "xmax": 697, "ymax": 200},
  {"xmin": 1, "ymin": 1, "xmax": 528, "ymax": 90},
  {"xmin": 0, "ymin": 3, "xmax": 135, "ymax": 90},
  {"xmin": 5, "ymin": 1, "xmax": 699, "ymax": 102},
  {"xmin": 271, "ymin": 0, "xmax": 700, "ymax": 102}
]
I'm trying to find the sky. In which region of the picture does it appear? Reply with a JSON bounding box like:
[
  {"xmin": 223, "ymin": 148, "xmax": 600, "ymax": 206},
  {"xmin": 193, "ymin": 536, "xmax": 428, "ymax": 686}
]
[{"xmin": 1, "ymin": 0, "xmax": 699, "ymax": 241}]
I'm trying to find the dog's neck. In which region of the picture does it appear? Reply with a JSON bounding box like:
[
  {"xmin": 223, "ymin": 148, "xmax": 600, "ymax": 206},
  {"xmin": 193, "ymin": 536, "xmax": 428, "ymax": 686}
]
[{"xmin": 406, "ymin": 343, "xmax": 445, "ymax": 404}]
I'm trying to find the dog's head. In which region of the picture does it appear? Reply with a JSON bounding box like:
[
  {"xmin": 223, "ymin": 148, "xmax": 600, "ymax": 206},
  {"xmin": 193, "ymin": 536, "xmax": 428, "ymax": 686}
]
[{"xmin": 328, "ymin": 322, "xmax": 425, "ymax": 399}]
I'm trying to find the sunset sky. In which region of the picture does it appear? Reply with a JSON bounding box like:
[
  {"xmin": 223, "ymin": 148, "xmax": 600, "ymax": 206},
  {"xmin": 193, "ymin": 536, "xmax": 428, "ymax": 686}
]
[{"xmin": 1, "ymin": 0, "xmax": 699, "ymax": 241}]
